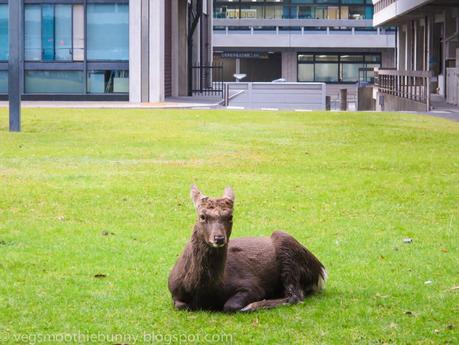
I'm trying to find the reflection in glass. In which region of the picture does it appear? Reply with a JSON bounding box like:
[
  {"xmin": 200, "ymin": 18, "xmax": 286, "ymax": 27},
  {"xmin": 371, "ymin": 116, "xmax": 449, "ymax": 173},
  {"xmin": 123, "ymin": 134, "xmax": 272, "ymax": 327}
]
[{"xmin": 25, "ymin": 71, "xmax": 84, "ymax": 93}]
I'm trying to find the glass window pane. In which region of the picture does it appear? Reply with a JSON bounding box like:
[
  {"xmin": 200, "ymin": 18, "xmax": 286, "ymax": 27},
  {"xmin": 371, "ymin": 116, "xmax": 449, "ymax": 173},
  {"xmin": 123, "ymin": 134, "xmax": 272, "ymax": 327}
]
[
  {"xmin": 298, "ymin": 54, "xmax": 314, "ymax": 62},
  {"xmin": 55, "ymin": 5, "xmax": 72, "ymax": 61},
  {"xmin": 240, "ymin": 5, "xmax": 264, "ymax": 19},
  {"xmin": 365, "ymin": 54, "xmax": 381, "ymax": 62},
  {"xmin": 315, "ymin": 63, "xmax": 338, "ymax": 82},
  {"xmin": 340, "ymin": 55, "xmax": 364, "ymax": 62},
  {"xmin": 88, "ymin": 70, "xmax": 129, "ymax": 94},
  {"xmin": 316, "ymin": 55, "xmax": 338, "ymax": 62},
  {"xmin": 0, "ymin": 5, "xmax": 8, "ymax": 61},
  {"xmin": 341, "ymin": 63, "xmax": 363, "ymax": 82},
  {"xmin": 25, "ymin": 5, "xmax": 42, "ymax": 61},
  {"xmin": 87, "ymin": 4, "xmax": 129, "ymax": 61},
  {"xmin": 42, "ymin": 5, "xmax": 55, "ymax": 61},
  {"xmin": 298, "ymin": 64, "xmax": 314, "ymax": 82},
  {"xmin": 365, "ymin": 63, "xmax": 380, "ymax": 83},
  {"xmin": 348, "ymin": 5, "xmax": 365, "ymax": 20},
  {"xmin": 25, "ymin": 71, "xmax": 84, "ymax": 94},
  {"xmin": 73, "ymin": 5, "xmax": 85, "ymax": 61},
  {"xmin": 0, "ymin": 70, "xmax": 7, "ymax": 93}
]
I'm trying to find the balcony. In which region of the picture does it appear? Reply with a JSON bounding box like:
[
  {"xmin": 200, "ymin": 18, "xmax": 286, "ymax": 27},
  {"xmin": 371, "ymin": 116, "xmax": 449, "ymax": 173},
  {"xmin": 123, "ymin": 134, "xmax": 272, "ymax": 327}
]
[{"xmin": 213, "ymin": 19, "xmax": 396, "ymax": 49}]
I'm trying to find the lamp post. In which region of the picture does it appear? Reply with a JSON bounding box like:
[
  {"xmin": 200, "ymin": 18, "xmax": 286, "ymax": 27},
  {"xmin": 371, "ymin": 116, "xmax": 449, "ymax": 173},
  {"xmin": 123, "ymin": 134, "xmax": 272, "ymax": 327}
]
[{"xmin": 8, "ymin": 0, "xmax": 22, "ymax": 132}]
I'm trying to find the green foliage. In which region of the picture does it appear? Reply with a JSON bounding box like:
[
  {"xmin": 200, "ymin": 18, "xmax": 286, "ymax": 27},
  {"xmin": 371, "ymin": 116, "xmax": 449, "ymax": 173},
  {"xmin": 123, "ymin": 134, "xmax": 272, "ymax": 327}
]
[{"xmin": 0, "ymin": 109, "xmax": 457, "ymax": 344}]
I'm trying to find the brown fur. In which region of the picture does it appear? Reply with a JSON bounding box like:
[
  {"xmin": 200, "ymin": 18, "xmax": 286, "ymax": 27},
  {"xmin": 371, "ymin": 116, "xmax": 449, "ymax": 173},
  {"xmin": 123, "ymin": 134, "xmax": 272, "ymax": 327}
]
[{"xmin": 168, "ymin": 186, "xmax": 327, "ymax": 312}]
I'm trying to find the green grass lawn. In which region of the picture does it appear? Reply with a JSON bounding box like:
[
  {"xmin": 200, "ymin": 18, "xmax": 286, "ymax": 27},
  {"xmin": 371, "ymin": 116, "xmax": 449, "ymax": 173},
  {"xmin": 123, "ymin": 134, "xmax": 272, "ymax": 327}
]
[{"xmin": 0, "ymin": 108, "xmax": 458, "ymax": 345}]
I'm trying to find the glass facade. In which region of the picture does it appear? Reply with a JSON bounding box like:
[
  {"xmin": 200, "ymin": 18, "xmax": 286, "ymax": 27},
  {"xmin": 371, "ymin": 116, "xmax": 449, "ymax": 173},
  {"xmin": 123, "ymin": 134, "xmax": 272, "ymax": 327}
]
[
  {"xmin": 87, "ymin": 4, "xmax": 129, "ymax": 61},
  {"xmin": 25, "ymin": 71, "xmax": 85, "ymax": 94},
  {"xmin": 0, "ymin": 70, "xmax": 7, "ymax": 93},
  {"xmin": 88, "ymin": 70, "xmax": 129, "ymax": 94},
  {"xmin": 0, "ymin": 2, "xmax": 129, "ymax": 96},
  {"xmin": 297, "ymin": 53, "xmax": 381, "ymax": 83},
  {"xmin": 25, "ymin": 4, "xmax": 75, "ymax": 62},
  {"xmin": 214, "ymin": 0, "xmax": 374, "ymax": 20},
  {"xmin": 0, "ymin": 4, "xmax": 8, "ymax": 61}
]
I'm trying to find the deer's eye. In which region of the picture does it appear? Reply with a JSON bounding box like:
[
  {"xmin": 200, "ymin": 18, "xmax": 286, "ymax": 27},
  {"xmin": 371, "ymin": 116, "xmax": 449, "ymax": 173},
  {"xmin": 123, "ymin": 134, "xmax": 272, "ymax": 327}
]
[{"xmin": 199, "ymin": 214, "xmax": 206, "ymax": 222}]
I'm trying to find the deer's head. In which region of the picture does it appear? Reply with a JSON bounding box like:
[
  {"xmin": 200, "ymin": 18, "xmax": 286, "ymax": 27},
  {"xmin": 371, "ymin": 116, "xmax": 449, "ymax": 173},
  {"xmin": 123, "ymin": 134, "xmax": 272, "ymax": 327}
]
[{"xmin": 190, "ymin": 185, "xmax": 235, "ymax": 248}]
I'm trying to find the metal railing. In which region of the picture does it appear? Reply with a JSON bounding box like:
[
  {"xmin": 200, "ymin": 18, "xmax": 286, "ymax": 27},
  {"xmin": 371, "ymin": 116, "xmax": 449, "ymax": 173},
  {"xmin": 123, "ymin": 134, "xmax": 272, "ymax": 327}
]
[
  {"xmin": 375, "ymin": 69, "xmax": 432, "ymax": 110},
  {"xmin": 213, "ymin": 18, "xmax": 394, "ymax": 36},
  {"xmin": 191, "ymin": 64, "xmax": 224, "ymax": 97}
]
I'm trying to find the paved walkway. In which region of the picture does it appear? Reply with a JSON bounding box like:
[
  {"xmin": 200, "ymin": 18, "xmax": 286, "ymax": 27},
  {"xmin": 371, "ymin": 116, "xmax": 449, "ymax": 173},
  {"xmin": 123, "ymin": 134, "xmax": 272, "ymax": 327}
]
[
  {"xmin": 0, "ymin": 95, "xmax": 458, "ymax": 122},
  {"xmin": 427, "ymin": 95, "xmax": 459, "ymax": 122},
  {"xmin": 0, "ymin": 96, "xmax": 223, "ymax": 110}
]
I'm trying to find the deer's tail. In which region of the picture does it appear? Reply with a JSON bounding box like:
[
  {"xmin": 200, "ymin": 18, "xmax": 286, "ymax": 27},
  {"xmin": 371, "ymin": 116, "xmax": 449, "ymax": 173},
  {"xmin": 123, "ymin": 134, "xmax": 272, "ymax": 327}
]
[{"xmin": 271, "ymin": 231, "xmax": 327, "ymax": 301}]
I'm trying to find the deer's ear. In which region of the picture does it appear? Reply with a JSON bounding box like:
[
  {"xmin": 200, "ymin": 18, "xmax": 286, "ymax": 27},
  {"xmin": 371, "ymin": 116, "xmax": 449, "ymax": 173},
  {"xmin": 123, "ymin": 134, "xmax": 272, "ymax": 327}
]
[
  {"xmin": 191, "ymin": 185, "xmax": 206, "ymax": 208},
  {"xmin": 223, "ymin": 187, "xmax": 235, "ymax": 202}
]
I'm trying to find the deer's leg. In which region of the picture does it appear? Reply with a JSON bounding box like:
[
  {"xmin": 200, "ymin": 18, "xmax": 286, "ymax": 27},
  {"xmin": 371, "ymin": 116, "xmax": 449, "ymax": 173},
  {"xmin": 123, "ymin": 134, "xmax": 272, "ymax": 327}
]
[
  {"xmin": 240, "ymin": 297, "xmax": 292, "ymax": 312},
  {"xmin": 223, "ymin": 291, "xmax": 256, "ymax": 313},
  {"xmin": 173, "ymin": 300, "xmax": 190, "ymax": 311}
]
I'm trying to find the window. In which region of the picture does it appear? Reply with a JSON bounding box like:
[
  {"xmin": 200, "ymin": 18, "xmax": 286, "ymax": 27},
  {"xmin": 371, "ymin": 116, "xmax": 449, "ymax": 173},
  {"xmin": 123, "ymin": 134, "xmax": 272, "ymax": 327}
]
[
  {"xmin": 298, "ymin": 64, "xmax": 314, "ymax": 82},
  {"xmin": 315, "ymin": 63, "xmax": 339, "ymax": 82},
  {"xmin": 25, "ymin": 71, "xmax": 84, "ymax": 94},
  {"xmin": 0, "ymin": 71, "xmax": 7, "ymax": 93},
  {"xmin": 24, "ymin": 4, "xmax": 83, "ymax": 61},
  {"xmin": 87, "ymin": 4, "xmax": 129, "ymax": 61},
  {"xmin": 88, "ymin": 70, "xmax": 129, "ymax": 94},
  {"xmin": 297, "ymin": 53, "xmax": 381, "ymax": 83},
  {"xmin": 25, "ymin": 5, "xmax": 42, "ymax": 61},
  {"xmin": 340, "ymin": 63, "xmax": 364, "ymax": 82},
  {"xmin": 0, "ymin": 5, "xmax": 8, "ymax": 61},
  {"xmin": 55, "ymin": 5, "xmax": 73, "ymax": 61},
  {"xmin": 213, "ymin": 0, "xmax": 374, "ymax": 20}
]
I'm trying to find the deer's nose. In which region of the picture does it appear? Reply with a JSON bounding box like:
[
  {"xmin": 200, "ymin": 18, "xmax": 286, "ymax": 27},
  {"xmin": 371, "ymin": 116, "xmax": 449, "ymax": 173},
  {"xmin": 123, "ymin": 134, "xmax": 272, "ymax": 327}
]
[{"xmin": 214, "ymin": 235, "xmax": 225, "ymax": 245}]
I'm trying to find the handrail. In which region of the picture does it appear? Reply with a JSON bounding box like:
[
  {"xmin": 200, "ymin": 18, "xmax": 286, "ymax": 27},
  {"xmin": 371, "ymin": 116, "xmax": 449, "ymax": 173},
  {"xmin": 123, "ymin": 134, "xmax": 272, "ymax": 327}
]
[
  {"xmin": 376, "ymin": 69, "xmax": 433, "ymax": 78},
  {"xmin": 375, "ymin": 69, "xmax": 432, "ymax": 111}
]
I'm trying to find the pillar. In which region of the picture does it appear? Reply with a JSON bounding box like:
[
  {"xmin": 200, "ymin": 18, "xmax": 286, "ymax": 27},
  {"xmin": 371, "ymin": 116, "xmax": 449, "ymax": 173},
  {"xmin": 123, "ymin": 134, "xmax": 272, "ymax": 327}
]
[{"xmin": 129, "ymin": 0, "xmax": 165, "ymax": 103}]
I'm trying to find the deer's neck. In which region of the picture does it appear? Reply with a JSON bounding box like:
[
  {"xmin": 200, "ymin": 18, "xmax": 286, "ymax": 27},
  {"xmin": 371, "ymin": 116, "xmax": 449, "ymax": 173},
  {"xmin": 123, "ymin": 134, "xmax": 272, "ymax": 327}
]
[{"xmin": 186, "ymin": 226, "xmax": 227, "ymax": 289}]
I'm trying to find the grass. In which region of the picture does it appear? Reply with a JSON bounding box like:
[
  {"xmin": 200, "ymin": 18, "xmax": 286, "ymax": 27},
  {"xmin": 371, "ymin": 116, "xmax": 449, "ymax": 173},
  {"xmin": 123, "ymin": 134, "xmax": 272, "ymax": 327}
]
[{"xmin": 0, "ymin": 108, "xmax": 458, "ymax": 345}]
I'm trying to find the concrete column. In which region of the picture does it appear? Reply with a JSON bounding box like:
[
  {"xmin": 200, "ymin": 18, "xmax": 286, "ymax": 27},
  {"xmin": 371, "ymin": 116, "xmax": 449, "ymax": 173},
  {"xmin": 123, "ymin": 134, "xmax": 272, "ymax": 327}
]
[
  {"xmin": 413, "ymin": 20, "xmax": 418, "ymax": 70},
  {"xmin": 281, "ymin": 51, "xmax": 298, "ymax": 82},
  {"xmin": 456, "ymin": 48, "xmax": 459, "ymax": 66},
  {"xmin": 129, "ymin": 0, "xmax": 142, "ymax": 103},
  {"xmin": 141, "ymin": 0, "xmax": 150, "ymax": 102},
  {"xmin": 150, "ymin": 0, "xmax": 165, "ymax": 102},
  {"xmin": 406, "ymin": 22, "xmax": 413, "ymax": 70}
]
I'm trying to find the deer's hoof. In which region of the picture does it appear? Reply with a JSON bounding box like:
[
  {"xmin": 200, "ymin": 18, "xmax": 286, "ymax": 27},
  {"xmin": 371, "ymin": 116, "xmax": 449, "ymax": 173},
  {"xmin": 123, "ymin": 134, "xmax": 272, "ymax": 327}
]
[{"xmin": 240, "ymin": 303, "xmax": 256, "ymax": 312}]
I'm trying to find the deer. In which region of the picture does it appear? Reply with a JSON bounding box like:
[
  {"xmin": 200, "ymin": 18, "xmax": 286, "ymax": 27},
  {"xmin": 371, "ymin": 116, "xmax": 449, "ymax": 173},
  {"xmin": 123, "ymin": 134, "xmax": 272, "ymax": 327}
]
[{"xmin": 168, "ymin": 186, "xmax": 327, "ymax": 312}]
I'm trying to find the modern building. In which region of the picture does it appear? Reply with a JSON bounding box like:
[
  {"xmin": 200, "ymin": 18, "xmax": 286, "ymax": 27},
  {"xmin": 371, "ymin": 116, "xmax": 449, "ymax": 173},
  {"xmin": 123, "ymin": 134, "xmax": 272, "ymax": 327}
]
[
  {"xmin": 373, "ymin": 0, "xmax": 459, "ymax": 111},
  {"xmin": 0, "ymin": 0, "xmax": 212, "ymax": 102},
  {"xmin": 212, "ymin": 0, "xmax": 396, "ymax": 98}
]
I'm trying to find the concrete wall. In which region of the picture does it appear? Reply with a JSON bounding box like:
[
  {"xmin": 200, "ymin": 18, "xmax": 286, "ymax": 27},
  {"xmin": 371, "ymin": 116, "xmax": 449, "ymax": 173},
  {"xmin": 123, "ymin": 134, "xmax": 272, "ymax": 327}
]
[
  {"xmin": 378, "ymin": 93, "xmax": 428, "ymax": 112},
  {"xmin": 373, "ymin": 0, "xmax": 432, "ymax": 26},
  {"xmin": 227, "ymin": 82, "xmax": 326, "ymax": 110},
  {"xmin": 214, "ymin": 32, "xmax": 395, "ymax": 49},
  {"xmin": 382, "ymin": 48, "xmax": 396, "ymax": 68},
  {"xmin": 129, "ymin": 1, "xmax": 142, "ymax": 103}
]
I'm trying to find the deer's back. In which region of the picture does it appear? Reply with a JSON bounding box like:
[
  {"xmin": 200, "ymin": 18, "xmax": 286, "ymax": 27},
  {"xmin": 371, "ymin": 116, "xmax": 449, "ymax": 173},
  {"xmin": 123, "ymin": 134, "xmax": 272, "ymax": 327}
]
[{"xmin": 224, "ymin": 236, "xmax": 283, "ymax": 299}]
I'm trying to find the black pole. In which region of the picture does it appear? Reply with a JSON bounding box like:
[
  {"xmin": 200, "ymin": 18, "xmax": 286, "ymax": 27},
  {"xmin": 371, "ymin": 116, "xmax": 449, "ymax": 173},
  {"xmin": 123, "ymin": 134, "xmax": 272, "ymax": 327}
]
[{"xmin": 8, "ymin": 0, "xmax": 22, "ymax": 132}]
